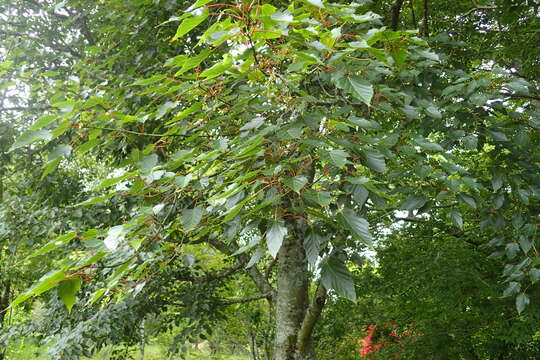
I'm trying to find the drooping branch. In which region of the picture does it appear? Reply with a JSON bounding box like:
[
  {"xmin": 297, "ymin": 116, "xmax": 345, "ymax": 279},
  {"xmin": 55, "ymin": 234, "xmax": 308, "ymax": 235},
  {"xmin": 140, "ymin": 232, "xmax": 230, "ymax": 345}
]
[
  {"xmin": 207, "ymin": 237, "xmax": 276, "ymax": 304},
  {"xmin": 390, "ymin": 0, "xmax": 405, "ymax": 31}
]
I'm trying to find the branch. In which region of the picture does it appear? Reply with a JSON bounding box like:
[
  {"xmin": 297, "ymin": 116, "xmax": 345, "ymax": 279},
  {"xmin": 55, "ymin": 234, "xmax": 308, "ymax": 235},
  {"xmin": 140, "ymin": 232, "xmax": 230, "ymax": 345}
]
[
  {"xmin": 395, "ymin": 217, "xmax": 428, "ymax": 223},
  {"xmin": 79, "ymin": 125, "xmax": 189, "ymax": 138},
  {"xmin": 505, "ymin": 94, "xmax": 540, "ymax": 102},
  {"xmin": 0, "ymin": 30, "xmax": 83, "ymax": 58},
  {"xmin": 170, "ymin": 263, "xmax": 245, "ymax": 283},
  {"xmin": 464, "ymin": 3, "xmax": 497, "ymax": 16},
  {"xmin": 78, "ymin": 125, "xmax": 237, "ymax": 139},
  {"xmin": 218, "ymin": 293, "xmax": 270, "ymax": 306},
  {"xmin": 203, "ymin": 262, "xmax": 246, "ymax": 281},
  {"xmin": 264, "ymin": 257, "xmax": 278, "ymax": 280},
  {"xmin": 296, "ymin": 283, "xmax": 327, "ymax": 354},
  {"xmin": 0, "ymin": 106, "xmax": 51, "ymax": 112},
  {"xmin": 207, "ymin": 237, "xmax": 276, "ymax": 304}
]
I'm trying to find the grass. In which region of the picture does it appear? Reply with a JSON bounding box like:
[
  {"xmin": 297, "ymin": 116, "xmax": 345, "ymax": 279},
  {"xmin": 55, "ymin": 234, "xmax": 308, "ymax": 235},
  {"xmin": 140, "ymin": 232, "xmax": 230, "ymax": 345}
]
[{"xmin": 5, "ymin": 341, "xmax": 249, "ymax": 360}]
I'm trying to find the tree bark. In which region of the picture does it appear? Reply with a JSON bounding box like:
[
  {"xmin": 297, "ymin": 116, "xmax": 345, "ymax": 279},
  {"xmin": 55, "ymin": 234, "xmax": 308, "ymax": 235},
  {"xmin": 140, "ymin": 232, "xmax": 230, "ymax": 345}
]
[
  {"xmin": 296, "ymin": 284, "xmax": 326, "ymax": 357},
  {"xmin": 273, "ymin": 159, "xmax": 325, "ymax": 360},
  {"xmin": 410, "ymin": 0, "xmax": 418, "ymax": 28},
  {"xmin": 390, "ymin": 0, "xmax": 405, "ymax": 31},
  {"xmin": 273, "ymin": 226, "xmax": 309, "ymax": 360},
  {"xmin": 249, "ymin": 330, "xmax": 260, "ymax": 360},
  {"xmin": 422, "ymin": 0, "xmax": 429, "ymax": 37}
]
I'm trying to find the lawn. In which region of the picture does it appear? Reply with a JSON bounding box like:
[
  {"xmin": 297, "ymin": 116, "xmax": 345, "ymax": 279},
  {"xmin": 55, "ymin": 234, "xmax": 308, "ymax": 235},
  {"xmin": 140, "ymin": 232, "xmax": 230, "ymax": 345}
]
[{"xmin": 5, "ymin": 341, "xmax": 249, "ymax": 360}]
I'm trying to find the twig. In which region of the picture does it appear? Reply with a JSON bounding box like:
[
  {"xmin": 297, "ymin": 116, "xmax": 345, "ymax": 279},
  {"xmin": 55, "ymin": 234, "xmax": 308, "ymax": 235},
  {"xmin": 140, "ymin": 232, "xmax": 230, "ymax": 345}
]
[{"xmin": 218, "ymin": 293, "xmax": 270, "ymax": 306}]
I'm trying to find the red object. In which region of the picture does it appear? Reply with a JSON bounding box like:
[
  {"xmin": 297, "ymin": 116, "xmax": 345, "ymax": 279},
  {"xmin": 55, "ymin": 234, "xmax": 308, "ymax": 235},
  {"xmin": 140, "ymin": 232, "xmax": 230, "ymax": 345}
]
[{"xmin": 358, "ymin": 324, "xmax": 417, "ymax": 358}]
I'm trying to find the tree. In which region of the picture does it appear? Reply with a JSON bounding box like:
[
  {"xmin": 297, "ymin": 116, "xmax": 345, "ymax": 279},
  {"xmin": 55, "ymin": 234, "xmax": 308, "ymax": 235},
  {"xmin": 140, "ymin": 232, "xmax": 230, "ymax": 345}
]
[{"xmin": 1, "ymin": 1, "xmax": 538, "ymax": 359}]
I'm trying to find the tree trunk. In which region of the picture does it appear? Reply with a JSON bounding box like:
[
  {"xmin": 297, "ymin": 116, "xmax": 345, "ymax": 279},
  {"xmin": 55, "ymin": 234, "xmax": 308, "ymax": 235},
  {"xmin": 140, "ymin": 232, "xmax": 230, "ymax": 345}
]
[
  {"xmin": 0, "ymin": 281, "xmax": 9, "ymax": 327},
  {"xmin": 249, "ymin": 330, "xmax": 260, "ymax": 360},
  {"xmin": 410, "ymin": 0, "xmax": 417, "ymax": 28},
  {"xmin": 390, "ymin": 0, "xmax": 405, "ymax": 31},
  {"xmin": 274, "ymin": 228, "xmax": 310, "ymax": 360},
  {"xmin": 273, "ymin": 160, "xmax": 325, "ymax": 360},
  {"xmin": 139, "ymin": 318, "xmax": 146, "ymax": 359},
  {"xmin": 422, "ymin": 0, "xmax": 429, "ymax": 37}
]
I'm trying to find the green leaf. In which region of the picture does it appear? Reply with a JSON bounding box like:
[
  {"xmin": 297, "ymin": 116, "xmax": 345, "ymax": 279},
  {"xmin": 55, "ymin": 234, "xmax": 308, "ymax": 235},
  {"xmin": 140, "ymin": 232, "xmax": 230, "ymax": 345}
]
[
  {"xmin": 132, "ymin": 74, "xmax": 166, "ymax": 86},
  {"xmin": 87, "ymin": 289, "xmax": 107, "ymax": 306},
  {"xmin": 283, "ymin": 175, "xmax": 308, "ymax": 194},
  {"xmin": 138, "ymin": 154, "xmax": 159, "ymax": 171},
  {"xmin": 29, "ymin": 114, "xmax": 56, "ymax": 131},
  {"xmin": 200, "ymin": 56, "xmax": 232, "ymax": 79},
  {"xmin": 181, "ymin": 206, "xmax": 204, "ymax": 232},
  {"xmin": 232, "ymin": 235, "xmax": 261, "ymax": 256},
  {"xmin": 27, "ymin": 232, "xmax": 77, "ymax": 259},
  {"xmin": 306, "ymin": 0, "xmax": 325, "ymax": 8},
  {"xmin": 48, "ymin": 144, "xmax": 72, "ymax": 162},
  {"xmin": 222, "ymin": 197, "xmax": 249, "ymax": 223},
  {"xmin": 75, "ymin": 193, "xmax": 115, "ymax": 207},
  {"xmin": 519, "ymin": 236, "xmax": 532, "ymax": 254},
  {"xmin": 336, "ymin": 77, "xmax": 374, "ymax": 106},
  {"xmin": 304, "ymin": 231, "xmax": 322, "ymax": 266},
  {"xmin": 516, "ymin": 292, "xmax": 530, "ymax": 314},
  {"xmin": 11, "ymin": 269, "xmax": 67, "ymax": 307},
  {"xmin": 321, "ymin": 258, "xmax": 356, "ymax": 301},
  {"xmin": 95, "ymin": 172, "xmax": 135, "ymax": 190},
  {"xmin": 350, "ymin": 185, "xmax": 369, "ymax": 206},
  {"xmin": 492, "ymin": 172, "xmax": 504, "ymax": 192},
  {"xmin": 425, "ymin": 105, "xmax": 442, "ymax": 119},
  {"xmin": 530, "ymin": 269, "xmax": 540, "ymax": 284},
  {"xmin": 174, "ymin": 49, "xmax": 211, "ymax": 76},
  {"xmin": 322, "ymin": 149, "xmax": 350, "ymax": 168},
  {"xmin": 503, "ymin": 282, "xmax": 521, "ymax": 297},
  {"xmin": 470, "ymin": 93, "xmax": 488, "ymax": 106},
  {"xmin": 505, "ymin": 243, "xmax": 520, "ymax": 260},
  {"xmin": 246, "ymin": 247, "xmax": 265, "ymax": 268},
  {"xmin": 416, "ymin": 49, "xmax": 439, "ymax": 61},
  {"xmin": 458, "ymin": 193, "xmax": 477, "ymax": 208},
  {"xmin": 9, "ymin": 130, "xmax": 52, "ymax": 151},
  {"xmin": 266, "ymin": 221, "xmax": 288, "ymax": 258},
  {"xmin": 414, "ymin": 137, "xmax": 444, "ymax": 152},
  {"xmin": 362, "ymin": 150, "xmax": 386, "ymax": 173},
  {"xmin": 346, "ymin": 117, "xmax": 380, "ymax": 129},
  {"xmin": 400, "ymin": 195, "xmax": 428, "ymax": 210},
  {"xmin": 172, "ymin": 8, "xmax": 209, "ymax": 41},
  {"xmin": 486, "ymin": 129, "xmax": 508, "ymax": 142},
  {"xmin": 462, "ymin": 135, "xmax": 478, "ymax": 149},
  {"xmin": 339, "ymin": 208, "xmax": 372, "ymax": 243},
  {"xmin": 58, "ymin": 279, "xmax": 81, "ymax": 314},
  {"xmin": 447, "ymin": 210, "xmax": 463, "ymax": 229},
  {"xmin": 302, "ymin": 190, "xmax": 332, "ymax": 207},
  {"xmin": 155, "ymin": 101, "xmax": 178, "ymax": 120},
  {"xmin": 390, "ymin": 47, "xmax": 407, "ymax": 70},
  {"xmin": 41, "ymin": 158, "xmax": 61, "ymax": 179}
]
